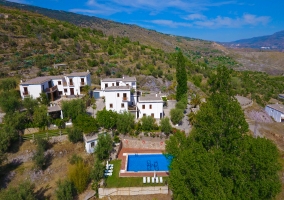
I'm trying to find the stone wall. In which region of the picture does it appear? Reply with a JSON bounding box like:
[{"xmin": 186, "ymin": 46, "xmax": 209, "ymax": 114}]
[
  {"xmin": 24, "ymin": 128, "xmax": 39, "ymax": 135},
  {"xmin": 122, "ymin": 138, "xmax": 165, "ymax": 150},
  {"xmin": 99, "ymin": 186, "xmax": 168, "ymax": 198}
]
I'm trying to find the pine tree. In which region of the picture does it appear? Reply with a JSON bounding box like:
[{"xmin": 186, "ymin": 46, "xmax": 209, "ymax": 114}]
[{"xmin": 176, "ymin": 51, "xmax": 187, "ymax": 101}]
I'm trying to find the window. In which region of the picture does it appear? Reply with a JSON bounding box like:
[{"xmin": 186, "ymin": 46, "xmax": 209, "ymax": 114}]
[
  {"xmin": 69, "ymin": 78, "xmax": 73, "ymax": 86},
  {"xmin": 143, "ymin": 114, "xmax": 146, "ymax": 117},
  {"xmin": 149, "ymin": 104, "xmax": 152, "ymax": 109},
  {"xmin": 105, "ymin": 83, "xmax": 108, "ymax": 88},
  {"xmin": 112, "ymin": 83, "xmax": 114, "ymax": 86},
  {"xmin": 126, "ymin": 84, "xmax": 129, "ymax": 87},
  {"xmin": 58, "ymin": 81, "xmax": 62, "ymax": 85},
  {"xmin": 110, "ymin": 104, "xmax": 113, "ymax": 108},
  {"xmin": 91, "ymin": 142, "xmax": 95, "ymax": 148},
  {"xmin": 121, "ymin": 103, "xmax": 124, "ymax": 108},
  {"xmin": 116, "ymin": 82, "xmax": 119, "ymax": 86},
  {"xmin": 59, "ymin": 91, "xmax": 63, "ymax": 95},
  {"xmin": 123, "ymin": 93, "xmax": 127, "ymax": 100},
  {"xmin": 64, "ymin": 89, "xmax": 67, "ymax": 93},
  {"xmin": 142, "ymin": 105, "xmax": 145, "ymax": 109},
  {"xmin": 117, "ymin": 93, "xmax": 120, "ymax": 97},
  {"xmin": 151, "ymin": 113, "xmax": 154, "ymax": 118}
]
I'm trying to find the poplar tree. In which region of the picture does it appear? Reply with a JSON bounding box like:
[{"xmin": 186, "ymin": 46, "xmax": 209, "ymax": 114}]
[{"xmin": 176, "ymin": 51, "xmax": 187, "ymax": 101}]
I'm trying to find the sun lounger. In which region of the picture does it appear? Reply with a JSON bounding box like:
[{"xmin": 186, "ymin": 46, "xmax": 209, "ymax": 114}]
[
  {"xmin": 104, "ymin": 172, "xmax": 112, "ymax": 177},
  {"xmin": 152, "ymin": 177, "xmax": 155, "ymax": 183},
  {"xmin": 147, "ymin": 177, "xmax": 150, "ymax": 183},
  {"xmin": 159, "ymin": 177, "xmax": 163, "ymax": 183},
  {"xmin": 106, "ymin": 166, "xmax": 113, "ymax": 170},
  {"xmin": 143, "ymin": 177, "xmax": 146, "ymax": 183},
  {"xmin": 105, "ymin": 169, "xmax": 113, "ymax": 173}
]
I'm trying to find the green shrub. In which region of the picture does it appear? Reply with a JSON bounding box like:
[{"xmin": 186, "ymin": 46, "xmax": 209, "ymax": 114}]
[
  {"xmin": 55, "ymin": 179, "xmax": 75, "ymax": 200},
  {"xmin": 0, "ymin": 181, "xmax": 36, "ymax": 200},
  {"xmin": 160, "ymin": 117, "xmax": 172, "ymax": 136},
  {"xmin": 67, "ymin": 128, "xmax": 83, "ymax": 143},
  {"xmin": 141, "ymin": 116, "xmax": 156, "ymax": 131},
  {"xmin": 68, "ymin": 160, "xmax": 90, "ymax": 194},
  {"xmin": 68, "ymin": 154, "xmax": 83, "ymax": 165},
  {"xmin": 170, "ymin": 108, "xmax": 184, "ymax": 125}
]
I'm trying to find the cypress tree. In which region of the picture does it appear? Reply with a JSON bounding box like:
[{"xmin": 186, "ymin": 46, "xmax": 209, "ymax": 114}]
[{"xmin": 176, "ymin": 51, "xmax": 187, "ymax": 101}]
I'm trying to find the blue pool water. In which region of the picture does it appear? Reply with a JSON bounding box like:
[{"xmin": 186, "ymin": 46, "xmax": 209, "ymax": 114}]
[{"xmin": 127, "ymin": 154, "xmax": 171, "ymax": 172}]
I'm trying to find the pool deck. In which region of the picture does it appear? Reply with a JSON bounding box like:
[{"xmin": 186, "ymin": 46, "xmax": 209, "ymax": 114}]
[{"xmin": 118, "ymin": 148, "xmax": 169, "ymax": 177}]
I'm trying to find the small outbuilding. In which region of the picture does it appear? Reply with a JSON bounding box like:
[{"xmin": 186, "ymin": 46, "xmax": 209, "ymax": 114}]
[
  {"xmin": 265, "ymin": 104, "xmax": 284, "ymax": 122},
  {"xmin": 84, "ymin": 134, "xmax": 98, "ymax": 154}
]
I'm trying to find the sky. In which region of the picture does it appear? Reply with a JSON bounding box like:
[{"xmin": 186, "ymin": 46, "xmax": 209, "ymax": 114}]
[{"xmin": 7, "ymin": 0, "xmax": 284, "ymax": 42}]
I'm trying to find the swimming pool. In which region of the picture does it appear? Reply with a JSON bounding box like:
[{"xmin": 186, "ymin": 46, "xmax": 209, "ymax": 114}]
[{"xmin": 126, "ymin": 154, "xmax": 171, "ymax": 172}]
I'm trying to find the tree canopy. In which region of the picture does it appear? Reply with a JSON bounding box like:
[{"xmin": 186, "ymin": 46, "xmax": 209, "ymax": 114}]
[
  {"xmin": 95, "ymin": 133, "xmax": 113, "ymax": 161},
  {"xmin": 96, "ymin": 109, "xmax": 117, "ymax": 129},
  {"xmin": 166, "ymin": 66, "xmax": 281, "ymax": 199},
  {"xmin": 61, "ymin": 99, "xmax": 85, "ymax": 121},
  {"xmin": 116, "ymin": 111, "xmax": 135, "ymax": 134}
]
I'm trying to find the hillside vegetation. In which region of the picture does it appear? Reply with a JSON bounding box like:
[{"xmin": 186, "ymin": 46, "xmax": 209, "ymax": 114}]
[{"xmin": 0, "ymin": 5, "xmax": 284, "ymax": 106}]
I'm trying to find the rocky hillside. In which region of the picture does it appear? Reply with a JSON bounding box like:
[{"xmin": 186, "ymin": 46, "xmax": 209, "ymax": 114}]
[{"xmin": 222, "ymin": 30, "xmax": 284, "ymax": 51}]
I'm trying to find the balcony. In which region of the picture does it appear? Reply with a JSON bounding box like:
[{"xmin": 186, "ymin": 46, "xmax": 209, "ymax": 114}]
[
  {"xmin": 80, "ymin": 82, "xmax": 85, "ymax": 86},
  {"xmin": 45, "ymin": 85, "xmax": 58, "ymax": 93},
  {"xmin": 22, "ymin": 91, "xmax": 29, "ymax": 96},
  {"xmin": 128, "ymin": 105, "xmax": 136, "ymax": 111},
  {"xmin": 69, "ymin": 82, "xmax": 74, "ymax": 86}
]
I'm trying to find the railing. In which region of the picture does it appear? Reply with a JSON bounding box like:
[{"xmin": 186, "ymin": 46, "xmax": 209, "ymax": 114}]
[
  {"xmin": 45, "ymin": 85, "xmax": 58, "ymax": 93},
  {"xmin": 122, "ymin": 97, "xmax": 128, "ymax": 101},
  {"xmin": 69, "ymin": 82, "xmax": 74, "ymax": 86},
  {"xmin": 128, "ymin": 105, "xmax": 136, "ymax": 111},
  {"xmin": 80, "ymin": 82, "xmax": 85, "ymax": 86}
]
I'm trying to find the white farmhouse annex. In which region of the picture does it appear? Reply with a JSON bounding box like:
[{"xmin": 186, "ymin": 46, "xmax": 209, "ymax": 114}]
[
  {"xmin": 100, "ymin": 76, "xmax": 164, "ymax": 119},
  {"xmin": 265, "ymin": 104, "xmax": 284, "ymax": 122},
  {"xmin": 19, "ymin": 71, "xmax": 91, "ymax": 101}
]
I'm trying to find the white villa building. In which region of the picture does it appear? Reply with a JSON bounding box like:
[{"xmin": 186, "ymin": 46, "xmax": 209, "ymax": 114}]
[
  {"xmin": 137, "ymin": 94, "xmax": 164, "ymax": 119},
  {"xmin": 99, "ymin": 76, "xmax": 164, "ymax": 119},
  {"xmin": 265, "ymin": 104, "xmax": 284, "ymax": 122},
  {"xmin": 19, "ymin": 71, "xmax": 91, "ymax": 101}
]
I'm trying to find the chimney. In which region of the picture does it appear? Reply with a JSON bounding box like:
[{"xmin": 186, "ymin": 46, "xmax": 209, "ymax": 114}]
[{"xmin": 156, "ymin": 93, "xmax": 157, "ymax": 97}]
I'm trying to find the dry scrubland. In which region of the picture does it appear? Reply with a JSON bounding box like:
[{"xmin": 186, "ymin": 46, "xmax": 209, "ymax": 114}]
[{"xmin": 1, "ymin": 139, "xmax": 93, "ymax": 199}]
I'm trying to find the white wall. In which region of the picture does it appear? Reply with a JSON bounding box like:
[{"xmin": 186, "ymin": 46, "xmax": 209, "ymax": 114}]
[
  {"xmin": 265, "ymin": 106, "xmax": 283, "ymax": 122},
  {"xmin": 105, "ymin": 90, "xmax": 130, "ymax": 113},
  {"xmin": 137, "ymin": 101, "xmax": 163, "ymax": 119},
  {"xmin": 85, "ymin": 139, "xmax": 98, "ymax": 154},
  {"xmin": 101, "ymin": 80, "xmax": 136, "ymax": 90},
  {"xmin": 20, "ymin": 84, "xmax": 44, "ymax": 99}
]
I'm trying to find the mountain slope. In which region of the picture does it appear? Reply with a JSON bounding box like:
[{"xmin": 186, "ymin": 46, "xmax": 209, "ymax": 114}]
[{"xmin": 223, "ymin": 30, "xmax": 284, "ymax": 51}]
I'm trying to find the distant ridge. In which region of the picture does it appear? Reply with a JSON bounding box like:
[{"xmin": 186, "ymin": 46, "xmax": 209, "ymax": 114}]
[{"xmin": 222, "ymin": 30, "xmax": 284, "ymax": 51}]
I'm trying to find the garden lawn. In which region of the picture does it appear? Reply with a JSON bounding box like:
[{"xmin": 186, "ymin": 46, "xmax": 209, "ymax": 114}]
[{"xmin": 105, "ymin": 160, "xmax": 167, "ymax": 188}]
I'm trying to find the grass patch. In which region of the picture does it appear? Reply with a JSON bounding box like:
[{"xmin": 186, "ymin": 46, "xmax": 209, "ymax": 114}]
[
  {"xmin": 105, "ymin": 160, "xmax": 167, "ymax": 188},
  {"xmin": 22, "ymin": 129, "xmax": 67, "ymax": 141}
]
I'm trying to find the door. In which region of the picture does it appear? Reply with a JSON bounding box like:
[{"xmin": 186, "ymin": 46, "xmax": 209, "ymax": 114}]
[
  {"xmin": 93, "ymin": 92, "xmax": 100, "ymax": 99},
  {"xmin": 81, "ymin": 78, "xmax": 84, "ymax": 85},
  {"xmin": 70, "ymin": 88, "xmax": 74, "ymax": 95}
]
